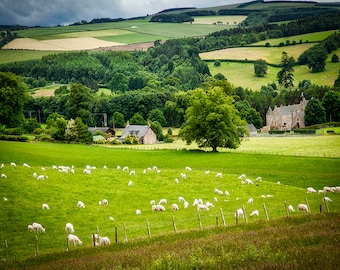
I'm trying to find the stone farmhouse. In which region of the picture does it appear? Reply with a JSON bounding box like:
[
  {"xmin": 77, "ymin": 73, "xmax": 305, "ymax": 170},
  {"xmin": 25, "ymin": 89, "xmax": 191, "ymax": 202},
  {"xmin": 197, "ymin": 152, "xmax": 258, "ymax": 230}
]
[
  {"xmin": 265, "ymin": 97, "xmax": 308, "ymax": 131},
  {"xmin": 120, "ymin": 123, "xmax": 157, "ymax": 144}
]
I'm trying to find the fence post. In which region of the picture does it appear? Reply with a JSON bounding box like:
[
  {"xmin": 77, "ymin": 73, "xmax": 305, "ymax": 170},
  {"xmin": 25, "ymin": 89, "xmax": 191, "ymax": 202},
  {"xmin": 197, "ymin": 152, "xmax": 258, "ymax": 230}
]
[
  {"xmin": 235, "ymin": 211, "xmax": 238, "ymax": 225},
  {"xmin": 320, "ymin": 204, "xmax": 322, "ymax": 214},
  {"xmin": 284, "ymin": 201, "xmax": 289, "ymax": 217},
  {"xmin": 305, "ymin": 198, "xmax": 311, "ymax": 214},
  {"xmin": 115, "ymin": 227, "xmax": 118, "ymax": 243},
  {"xmin": 220, "ymin": 208, "xmax": 226, "ymax": 227},
  {"xmin": 242, "ymin": 205, "xmax": 248, "ymax": 224},
  {"xmin": 172, "ymin": 215, "xmax": 177, "ymax": 233},
  {"xmin": 123, "ymin": 222, "xmax": 128, "ymax": 243},
  {"xmin": 4, "ymin": 240, "xmax": 9, "ymax": 261},
  {"xmin": 197, "ymin": 210, "xmax": 203, "ymax": 230},
  {"xmin": 92, "ymin": 233, "xmax": 96, "ymax": 246},
  {"xmin": 35, "ymin": 234, "xmax": 39, "ymax": 256},
  {"xmin": 215, "ymin": 216, "xmax": 219, "ymax": 227},
  {"xmin": 263, "ymin": 203, "xmax": 269, "ymax": 221},
  {"xmin": 146, "ymin": 219, "xmax": 151, "ymax": 238}
]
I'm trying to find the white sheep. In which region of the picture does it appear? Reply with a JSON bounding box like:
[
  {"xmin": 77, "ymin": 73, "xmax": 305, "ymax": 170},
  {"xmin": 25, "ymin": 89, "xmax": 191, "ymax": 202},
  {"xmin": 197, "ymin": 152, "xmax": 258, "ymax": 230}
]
[
  {"xmin": 214, "ymin": 197, "xmax": 218, "ymax": 202},
  {"xmin": 99, "ymin": 236, "xmax": 110, "ymax": 246},
  {"xmin": 23, "ymin": 163, "xmax": 30, "ymax": 168},
  {"xmin": 32, "ymin": 222, "xmax": 45, "ymax": 233},
  {"xmin": 205, "ymin": 170, "xmax": 210, "ymax": 175},
  {"xmin": 238, "ymin": 174, "xmax": 246, "ymax": 180},
  {"xmin": 297, "ymin": 203, "xmax": 309, "ymax": 213},
  {"xmin": 83, "ymin": 169, "xmax": 91, "ymax": 175},
  {"xmin": 175, "ymin": 178, "xmax": 179, "ymax": 184},
  {"xmin": 205, "ymin": 201, "xmax": 214, "ymax": 208},
  {"xmin": 245, "ymin": 179, "xmax": 254, "ymax": 185},
  {"xmin": 103, "ymin": 165, "xmax": 108, "ymax": 170},
  {"xmin": 33, "ymin": 172, "xmax": 37, "ymax": 178},
  {"xmin": 288, "ymin": 204, "xmax": 295, "ymax": 212},
  {"xmin": 1, "ymin": 173, "xmax": 7, "ymax": 178},
  {"xmin": 185, "ymin": 166, "xmax": 192, "ymax": 171},
  {"xmin": 183, "ymin": 201, "xmax": 189, "ymax": 209},
  {"xmin": 52, "ymin": 165, "xmax": 57, "ymax": 170},
  {"xmin": 42, "ymin": 203, "xmax": 50, "ymax": 210},
  {"xmin": 322, "ymin": 196, "xmax": 332, "ymax": 202},
  {"xmin": 99, "ymin": 199, "xmax": 108, "ymax": 206},
  {"xmin": 128, "ymin": 180, "xmax": 133, "ymax": 186},
  {"xmin": 3, "ymin": 197, "xmax": 8, "ymax": 201},
  {"xmin": 67, "ymin": 234, "xmax": 82, "ymax": 247},
  {"xmin": 225, "ymin": 190, "xmax": 230, "ymax": 196},
  {"xmin": 65, "ymin": 223, "xmax": 75, "ymax": 234},
  {"xmin": 216, "ymin": 173, "xmax": 222, "ymax": 178},
  {"xmin": 150, "ymin": 200, "xmax": 156, "ymax": 205},
  {"xmin": 276, "ymin": 181, "xmax": 281, "ymax": 185},
  {"xmin": 256, "ymin": 177, "xmax": 262, "ymax": 181},
  {"xmin": 129, "ymin": 170, "xmax": 135, "ymax": 176},
  {"xmin": 41, "ymin": 167, "xmax": 46, "ymax": 171},
  {"xmin": 247, "ymin": 198, "xmax": 254, "ymax": 204},
  {"xmin": 10, "ymin": 162, "xmax": 16, "ymax": 167},
  {"xmin": 136, "ymin": 209, "xmax": 141, "ymax": 215},
  {"xmin": 323, "ymin": 186, "xmax": 333, "ymax": 193},
  {"xmin": 306, "ymin": 187, "xmax": 317, "ymax": 193},
  {"xmin": 122, "ymin": 166, "xmax": 129, "ymax": 172},
  {"xmin": 172, "ymin": 203, "xmax": 179, "ymax": 211},
  {"xmin": 197, "ymin": 204, "xmax": 209, "ymax": 211},
  {"xmin": 192, "ymin": 198, "xmax": 199, "ymax": 206},
  {"xmin": 250, "ymin": 210, "xmax": 259, "ymax": 217},
  {"xmin": 77, "ymin": 201, "xmax": 85, "ymax": 208},
  {"xmin": 178, "ymin": 196, "xmax": 185, "ymax": 202},
  {"xmin": 158, "ymin": 198, "xmax": 167, "ymax": 205},
  {"xmin": 180, "ymin": 173, "xmax": 186, "ymax": 179},
  {"xmin": 234, "ymin": 208, "xmax": 244, "ymax": 218},
  {"xmin": 318, "ymin": 189, "xmax": 325, "ymax": 195},
  {"xmin": 27, "ymin": 224, "xmax": 34, "ymax": 232},
  {"xmin": 152, "ymin": 204, "xmax": 166, "ymax": 212}
]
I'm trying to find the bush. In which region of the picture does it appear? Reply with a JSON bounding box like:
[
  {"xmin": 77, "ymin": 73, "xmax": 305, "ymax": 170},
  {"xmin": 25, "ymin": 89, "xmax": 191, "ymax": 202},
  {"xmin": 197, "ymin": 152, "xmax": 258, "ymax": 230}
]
[{"xmin": 293, "ymin": 129, "xmax": 316, "ymax": 134}]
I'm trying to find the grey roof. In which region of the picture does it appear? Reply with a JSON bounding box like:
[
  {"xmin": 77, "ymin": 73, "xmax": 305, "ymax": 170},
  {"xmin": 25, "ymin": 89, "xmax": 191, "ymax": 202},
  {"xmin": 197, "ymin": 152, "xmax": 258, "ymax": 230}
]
[
  {"xmin": 120, "ymin": 125, "xmax": 150, "ymax": 139},
  {"xmin": 247, "ymin": 124, "xmax": 257, "ymax": 132}
]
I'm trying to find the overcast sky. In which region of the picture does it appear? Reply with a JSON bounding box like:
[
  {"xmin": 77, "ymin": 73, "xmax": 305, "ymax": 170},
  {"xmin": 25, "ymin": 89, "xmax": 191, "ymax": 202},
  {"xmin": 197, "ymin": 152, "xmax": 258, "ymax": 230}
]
[{"xmin": 0, "ymin": 0, "xmax": 339, "ymax": 27}]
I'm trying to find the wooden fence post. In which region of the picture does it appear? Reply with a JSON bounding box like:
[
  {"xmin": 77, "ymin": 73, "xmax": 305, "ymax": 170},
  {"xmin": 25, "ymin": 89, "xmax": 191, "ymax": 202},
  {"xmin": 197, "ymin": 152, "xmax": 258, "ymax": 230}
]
[
  {"xmin": 220, "ymin": 208, "xmax": 226, "ymax": 227},
  {"xmin": 320, "ymin": 204, "xmax": 322, "ymax": 214},
  {"xmin": 4, "ymin": 240, "xmax": 9, "ymax": 261},
  {"xmin": 123, "ymin": 222, "xmax": 128, "ymax": 243},
  {"xmin": 242, "ymin": 205, "xmax": 248, "ymax": 224},
  {"xmin": 235, "ymin": 211, "xmax": 238, "ymax": 225},
  {"xmin": 263, "ymin": 203, "xmax": 269, "ymax": 221},
  {"xmin": 172, "ymin": 215, "xmax": 177, "ymax": 233},
  {"xmin": 92, "ymin": 233, "xmax": 96, "ymax": 246},
  {"xmin": 305, "ymin": 198, "xmax": 311, "ymax": 214},
  {"xmin": 35, "ymin": 234, "xmax": 39, "ymax": 256},
  {"xmin": 146, "ymin": 219, "xmax": 151, "ymax": 238},
  {"xmin": 197, "ymin": 210, "xmax": 203, "ymax": 230},
  {"xmin": 284, "ymin": 201, "xmax": 289, "ymax": 217},
  {"xmin": 115, "ymin": 227, "xmax": 118, "ymax": 243},
  {"xmin": 215, "ymin": 216, "xmax": 219, "ymax": 227}
]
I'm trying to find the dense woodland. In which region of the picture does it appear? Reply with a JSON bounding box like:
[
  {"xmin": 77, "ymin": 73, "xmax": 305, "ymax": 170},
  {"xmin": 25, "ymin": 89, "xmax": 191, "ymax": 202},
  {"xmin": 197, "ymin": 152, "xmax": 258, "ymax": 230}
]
[{"xmin": 1, "ymin": 6, "xmax": 340, "ymax": 140}]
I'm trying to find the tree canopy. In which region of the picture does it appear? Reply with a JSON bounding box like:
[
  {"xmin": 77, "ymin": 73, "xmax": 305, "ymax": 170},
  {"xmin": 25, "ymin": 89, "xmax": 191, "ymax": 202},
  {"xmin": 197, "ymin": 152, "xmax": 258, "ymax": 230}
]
[{"xmin": 179, "ymin": 85, "xmax": 247, "ymax": 152}]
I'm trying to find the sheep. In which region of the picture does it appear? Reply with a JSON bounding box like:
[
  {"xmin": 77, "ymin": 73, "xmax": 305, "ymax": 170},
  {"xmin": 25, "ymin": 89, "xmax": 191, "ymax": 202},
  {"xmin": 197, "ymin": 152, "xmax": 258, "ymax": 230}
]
[
  {"xmin": 205, "ymin": 170, "xmax": 210, "ymax": 175},
  {"xmin": 152, "ymin": 166, "xmax": 158, "ymax": 171},
  {"xmin": 128, "ymin": 180, "xmax": 133, "ymax": 186},
  {"xmin": 99, "ymin": 236, "xmax": 111, "ymax": 246},
  {"xmin": 152, "ymin": 204, "xmax": 166, "ymax": 212},
  {"xmin": 245, "ymin": 179, "xmax": 254, "ymax": 185},
  {"xmin": 77, "ymin": 201, "xmax": 85, "ymax": 208},
  {"xmin": 109, "ymin": 216, "xmax": 114, "ymax": 221},
  {"xmin": 23, "ymin": 163, "xmax": 30, "ymax": 168},
  {"xmin": 41, "ymin": 167, "xmax": 46, "ymax": 171},
  {"xmin": 27, "ymin": 224, "xmax": 34, "ymax": 232},
  {"xmin": 180, "ymin": 173, "xmax": 186, "ymax": 179},
  {"xmin": 158, "ymin": 198, "xmax": 167, "ymax": 205},
  {"xmin": 3, "ymin": 197, "xmax": 8, "ymax": 201},
  {"xmin": 150, "ymin": 200, "xmax": 156, "ymax": 205},
  {"xmin": 238, "ymin": 174, "xmax": 246, "ymax": 180},
  {"xmin": 250, "ymin": 210, "xmax": 259, "ymax": 217},
  {"xmin": 323, "ymin": 186, "xmax": 333, "ymax": 193},
  {"xmin": 122, "ymin": 166, "xmax": 129, "ymax": 172},
  {"xmin": 185, "ymin": 166, "xmax": 192, "ymax": 171},
  {"xmin": 205, "ymin": 201, "xmax": 214, "ymax": 208},
  {"xmin": 33, "ymin": 172, "xmax": 37, "ymax": 178},
  {"xmin": 323, "ymin": 196, "xmax": 332, "ymax": 202},
  {"xmin": 183, "ymin": 201, "xmax": 189, "ymax": 209},
  {"xmin": 197, "ymin": 204, "xmax": 209, "ymax": 211},
  {"xmin": 297, "ymin": 203, "xmax": 309, "ymax": 213},
  {"xmin": 334, "ymin": 186, "xmax": 340, "ymax": 193},
  {"xmin": 37, "ymin": 175, "xmax": 45, "ymax": 180},
  {"xmin": 276, "ymin": 181, "xmax": 281, "ymax": 185},
  {"xmin": 214, "ymin": 188, "xmax": 223, "ymax": 196},
  {"xmin": 103, "ymin": 165, "xmax": 108, "ymax": 170},
  {"xmin": 83, "ymin": 169, "xmax": 91, "ymax": 175},
  {"xmin": 318, "ymin": 189, "xmax": 325, "ymax": 195},
  {"xmin": 192, "ymin": 198, "xmax": 199, "ymax": 206},
  {"xmin": 306, "ymin": 187, "xmax": 317, "ymax": 193},
  {"xmin": 225, "ymin": 191, "xmax": 230, "ymax": 196},
  {"xmin": 214, "ymin": 197, "xmax": 218, "ymax": 202},
  {"xmin": 1, "ymin": 173, "xmax": 7, "ymax": 178},
  {"xmin": 1, "ymin": 163, "xmax": 4, "ymax": 168},
  {"xmin": 175, "ymin": 178, "xmax": 179, "ymax": 184},
  {"xmin": 256, "ymin": 177, "xmax": 262, "ymax": 182},
  {"xmin": 67, "ymin": 234, "xmax": 82, "ymax": 247},
  {"xmin": 85, "ymin": 165, "xmax": 92, "ymax": 170},
  {"xmin": 129, "ymin": 170, "xmax": 135, "ymax": 176},
  {"xmin": 99, "ymin": 199, "xmax": 108, "ymax": 206},
  {"xmin": 216, "ymin": 173, "xmax": 222, "ymax": 178},
  {"xmin": 288, "ymin": 205, "xmax": 295, "ymax": 212},
  {"xmin": 234, "ymin": 208, "xmax": 244, "ymax": 218},
  {"xmin": 32, "ymin": 222, "xmax": 45, "ymax": 233},
  {"xmin": 136, "ymin": 209, "xmax": 141, "ymax": 215},
  {"xmin": 247, "ymin": 198, "xmax": 254, "ymax": 204},
  {"xmin": 65, "ymin": 223, "xmax": 75, "ymax": 234},
  {"xmin": 172, "ymin": 203, "xmax": 179, "ymax": 211},
  {"xmin": 42, "ymin": 203, "xmax": 50, "ymax": 210},
  {"xmin": 10, "ymin": 162, "xmax": 16, "ymax": 167},
  {"xmin": 52, "ymin": 165, "xmax": 57, "ymax": 170},
  {"xmin": 178, "ymin": 196, "xmax": 185, "ymax": 203}
]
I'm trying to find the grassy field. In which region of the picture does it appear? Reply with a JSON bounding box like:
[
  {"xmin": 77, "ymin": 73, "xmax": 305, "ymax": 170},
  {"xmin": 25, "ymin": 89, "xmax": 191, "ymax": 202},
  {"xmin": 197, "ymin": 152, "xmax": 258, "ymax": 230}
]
[{"xmin": 0, "ymin": 138, "xmax": 339, "ymax": 262}]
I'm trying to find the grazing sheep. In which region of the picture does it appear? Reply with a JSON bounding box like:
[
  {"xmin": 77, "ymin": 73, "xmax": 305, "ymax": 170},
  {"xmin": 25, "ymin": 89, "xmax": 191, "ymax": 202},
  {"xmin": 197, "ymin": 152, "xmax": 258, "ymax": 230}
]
[
  {"xmin": 23, "ymin": 163, "xmax": 30, "ymax": 168},
  {"xmin": 129, "ymin": 170, "xmax": 135, "ymax": 176},
  {"xmin": 128, "ymin": 180, "xmax": 133, "ymax": 186},
  {"xmin": 67, "ymin": 234, "xmax": 82, "ymax": 247},
  {"xmin": 245, "ymin": 179, "xmax": 254, "ymax": 185},
  {"xmin": 77, "ymin": 201, "xmax": 85, "ymax": 208},
  {"xmin": 150, "ymin": 200, "xmax": 156, "ymax": 205},
  {"xmin": 41, "ymin": 167, "xmax": 46, "ymax": 171},
  {"xmin": 197, "ymin": 204, "xmax": 209, "ymax": 211},
  {"xmin": 1, "ymin": 163, "xmax": 4, "ymax": 168},
  {"xmin": 1, "ymin": 173, "xmax": 7, "ymax": 178},
  {"xmin": 65, "ymin": 223, "xmax": 75, "ymax": 234},
  {"xmin": 116, "ymin": 165, "xmax": 121, "ymax": 170},
  {"xmin": 136, "ymin": 209, "xmax": 141, "ymax": 215},
  {"xmin": 33, "ymin": 172, "xmax": 37, "ymax": 178},
  {"xmin": 99, "ymin": 236, "xmax": 110, "ymax": 246},
  {"xmin": 52, "ymin": 165, "xmax": 57, "ymax": 170},
  {"xmin": 225, "ymin": 191, "xmax": 230, "ymax": 196},
  {"xmin": 3, "ymin": 197, "xmax": 8, "ymax": 201},
  {"xmin": 234, "ymin": 208, "xmax": 244, "ymax": 218},
  {"xmin": 205, "ymin": 201, "xmax": 215, "ymax": 208},
  {"xmin": 109, "ymin": 216, "xmax": 114, "ymax": 221},
  {"xmin": 184, "ymin": 201, "xmax": 189, "ymax": 209},
  {"xmin": 247, "ymin": 198, "xmax": 254, "ymax": 204},
  {"xmin": 175, "ymin": 178, "xmax": 179, "ymax": 184},
  {"xmin": 180, "ymin": 173, "xmax": 186, "ymax": 179},
  {"xmin": 250, "ymin": 210, "xmax": 259, "ymax": 217},
  {"xmin": 323, "ymin": 186, "xmax": 333, "ymax": 193},
  {"xmin": 256, "ymin": 177, "xmax": 262, "ymax": 181},
  {"xmin": 288, "ymin": 205, "xmax": 295, "ymax": 212},
  {"xmin": 238, "ymin": 174, "xmax": 246, "ymax": 180},
  {"xmin": 27, "ymin": 224, "xmax": 34, "ymax": 232},
  {"xmin": 185, "ymin": 166, "xmax": 192, "ymax": 171},
  {"xmin": 214, "ymin": 197, "xmax": 218, "ymax": 202},
  {"xmin": 10, "ymin": 162, "xmax": 16, "ymax": 167},
  {"xmin": 178, "ymin": 196, "xmax": 185, "ymax": 203},
  {"xmin": 192, "ymin": 198, "xmax": 199, "ymax": 206},
  {"xmin": 32, "ymin": 222, "xmax": 45, "ymax": 233},
  {"xmin": 37, "ymin": 175, "xmax": 45, "ymax": 180},
  {"xmin": 276, "ymin": 181, "xmax": 281, "ymax": 185},
  {"xmin": 103, "ymin": 165, "xmax": 108, "ymax": 170},
  {"xmin": 42, "ymin": 203, "xmax": 50, "ymax": 210},
  {"xmin": 99, "ymin": 199, "xmax": 108, "ymax": 206},
  {"xmin": 307, "ymin": 187, "xmax": 317, "ymax": 193},
  {"xmin": 158, "ymin": 198, "xmax": 167, "ymax": 205},
  {"xmin": 122, "ymin": 166, "xmax": 129, "ymax": 172},
  {"xmin": 83, "ymin": 169, "xmax": 91, "ymax": 175},
  {"xmin": 214, "ymin": 188, "xmax": 223, "ymax": 196},
  {"xmin": 152, "ymin": 204, "xmax": 166, "ymax": 212},
  {"xmin": 172, "ymin": 203, "xmax": 179, "ymax": 211},
  {"xmin": 323, "ymin": 196, "xmax": 332, "ymax": 202},
  {"xmin": 318, "ymin": 189, "xmax": 325, "ymax": 195},
  {"xmin": 216, "ymin": 173, "xmax": 222, "ymax": 178},
  {"xmin": 205, "ymin": 170, "xmax": 210, "ymax": 175},
  {"xmin": 152, "ymin": 166, "xmax": 158, "ymax": 171},
  {"xmin": 298, "ymin": 203, "xmax": 309, "ymax": 213}
]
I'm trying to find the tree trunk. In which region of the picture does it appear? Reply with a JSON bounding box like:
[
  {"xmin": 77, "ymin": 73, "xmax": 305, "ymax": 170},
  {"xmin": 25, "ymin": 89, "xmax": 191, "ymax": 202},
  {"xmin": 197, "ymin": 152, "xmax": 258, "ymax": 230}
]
[{"xmin": 212, "ymin": 146, "xmax": 218, "ymax": 152}]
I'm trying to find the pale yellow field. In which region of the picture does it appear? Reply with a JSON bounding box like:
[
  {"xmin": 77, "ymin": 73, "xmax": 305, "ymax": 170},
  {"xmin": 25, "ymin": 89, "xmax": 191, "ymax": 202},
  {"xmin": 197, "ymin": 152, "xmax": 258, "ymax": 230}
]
[
  {"xmin": 4, "ymin": 37, "xmax": 125, "ymax": 51},
  {"xmin": 56, "ymin": 29, "xmax": 134, "ymax": 38},
  {"xmin": 188, "ymin": 16, "xmax": 247, "ymax": 25},
  {"xmin": 200, "ymin": 43, "xmax": 316, "ymax": 64}
]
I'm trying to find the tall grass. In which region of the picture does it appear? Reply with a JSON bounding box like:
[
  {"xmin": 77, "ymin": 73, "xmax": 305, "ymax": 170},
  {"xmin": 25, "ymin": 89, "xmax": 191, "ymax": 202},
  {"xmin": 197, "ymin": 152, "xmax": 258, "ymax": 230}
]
[{"xmin": 0, "ymin": 140, "xmax": 339, "ymax": 263}]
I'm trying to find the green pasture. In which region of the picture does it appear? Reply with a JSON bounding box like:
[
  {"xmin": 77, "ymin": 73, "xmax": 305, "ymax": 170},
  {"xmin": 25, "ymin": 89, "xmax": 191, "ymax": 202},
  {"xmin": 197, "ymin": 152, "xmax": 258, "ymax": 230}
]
[
  {"xmin": 0, "ymin": 50, "xmax": 63, "ymax": 65},
  {"xmin": 252, "ymin": 30, "xmax": 338, "ymax": 46},
  {"xmin": 0, "ymin": 139, "xmax": 339, "ymax": 260}
]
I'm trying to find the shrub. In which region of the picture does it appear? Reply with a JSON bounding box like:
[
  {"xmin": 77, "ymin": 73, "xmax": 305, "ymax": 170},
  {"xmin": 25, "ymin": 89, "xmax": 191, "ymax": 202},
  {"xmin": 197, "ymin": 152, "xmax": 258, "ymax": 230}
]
[{"xmin": 293, "ymin": 129, "xmax": 316, "ymax": 134}]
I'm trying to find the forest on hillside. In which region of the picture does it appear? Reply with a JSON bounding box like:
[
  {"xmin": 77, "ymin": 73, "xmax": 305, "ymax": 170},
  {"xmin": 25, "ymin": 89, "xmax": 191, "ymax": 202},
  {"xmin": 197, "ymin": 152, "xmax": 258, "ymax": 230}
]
[{"xmin": 1, "ymin": 10, "xmax": 340, "ymax": 136}]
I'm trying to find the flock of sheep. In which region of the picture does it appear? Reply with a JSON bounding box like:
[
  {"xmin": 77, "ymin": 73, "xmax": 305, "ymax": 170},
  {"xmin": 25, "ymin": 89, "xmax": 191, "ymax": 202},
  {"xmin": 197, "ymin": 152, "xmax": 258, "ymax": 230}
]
[{"xmin": 1, "ymin": 161, "xmax": 338, "ymax": 251}]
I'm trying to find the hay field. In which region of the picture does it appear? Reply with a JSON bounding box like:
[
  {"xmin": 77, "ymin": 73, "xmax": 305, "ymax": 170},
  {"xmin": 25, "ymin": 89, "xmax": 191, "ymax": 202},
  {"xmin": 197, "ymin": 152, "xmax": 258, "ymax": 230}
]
[
  {"xmin": 200, "ymin": 43, "xmax": 316, "ymax": 64},
  {"xmin": 4, "ymin": 37, "xmax": 125, "ymax": 51}
]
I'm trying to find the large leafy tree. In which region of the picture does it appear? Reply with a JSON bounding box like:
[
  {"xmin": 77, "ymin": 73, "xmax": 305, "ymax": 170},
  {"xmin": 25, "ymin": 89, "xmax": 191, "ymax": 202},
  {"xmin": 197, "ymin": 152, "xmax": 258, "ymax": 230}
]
[
  {"xmin": 277, "ymin": 52, "xmax": 295, "ymax": 88},
  {"xmin": 322, "ymin": 90, "xmax": 340, "ymax": 122},
  {"xmin": 0, "ymin": 72, "xmax": 28, "ymax": 127},
  {"xmin": 304, "ymin": 98, "xmax": 326, "ymax": 126},
  {"xmin": 46, "ymin": 112, "xmax": 67, "ymax": 140},
  {"xmin": 254, "ymin": 59, "xmax": 268, "ymax": 77},
  {"xmin": 179, "ymin": 86, "xmax": 247, "ymax": 152}
]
